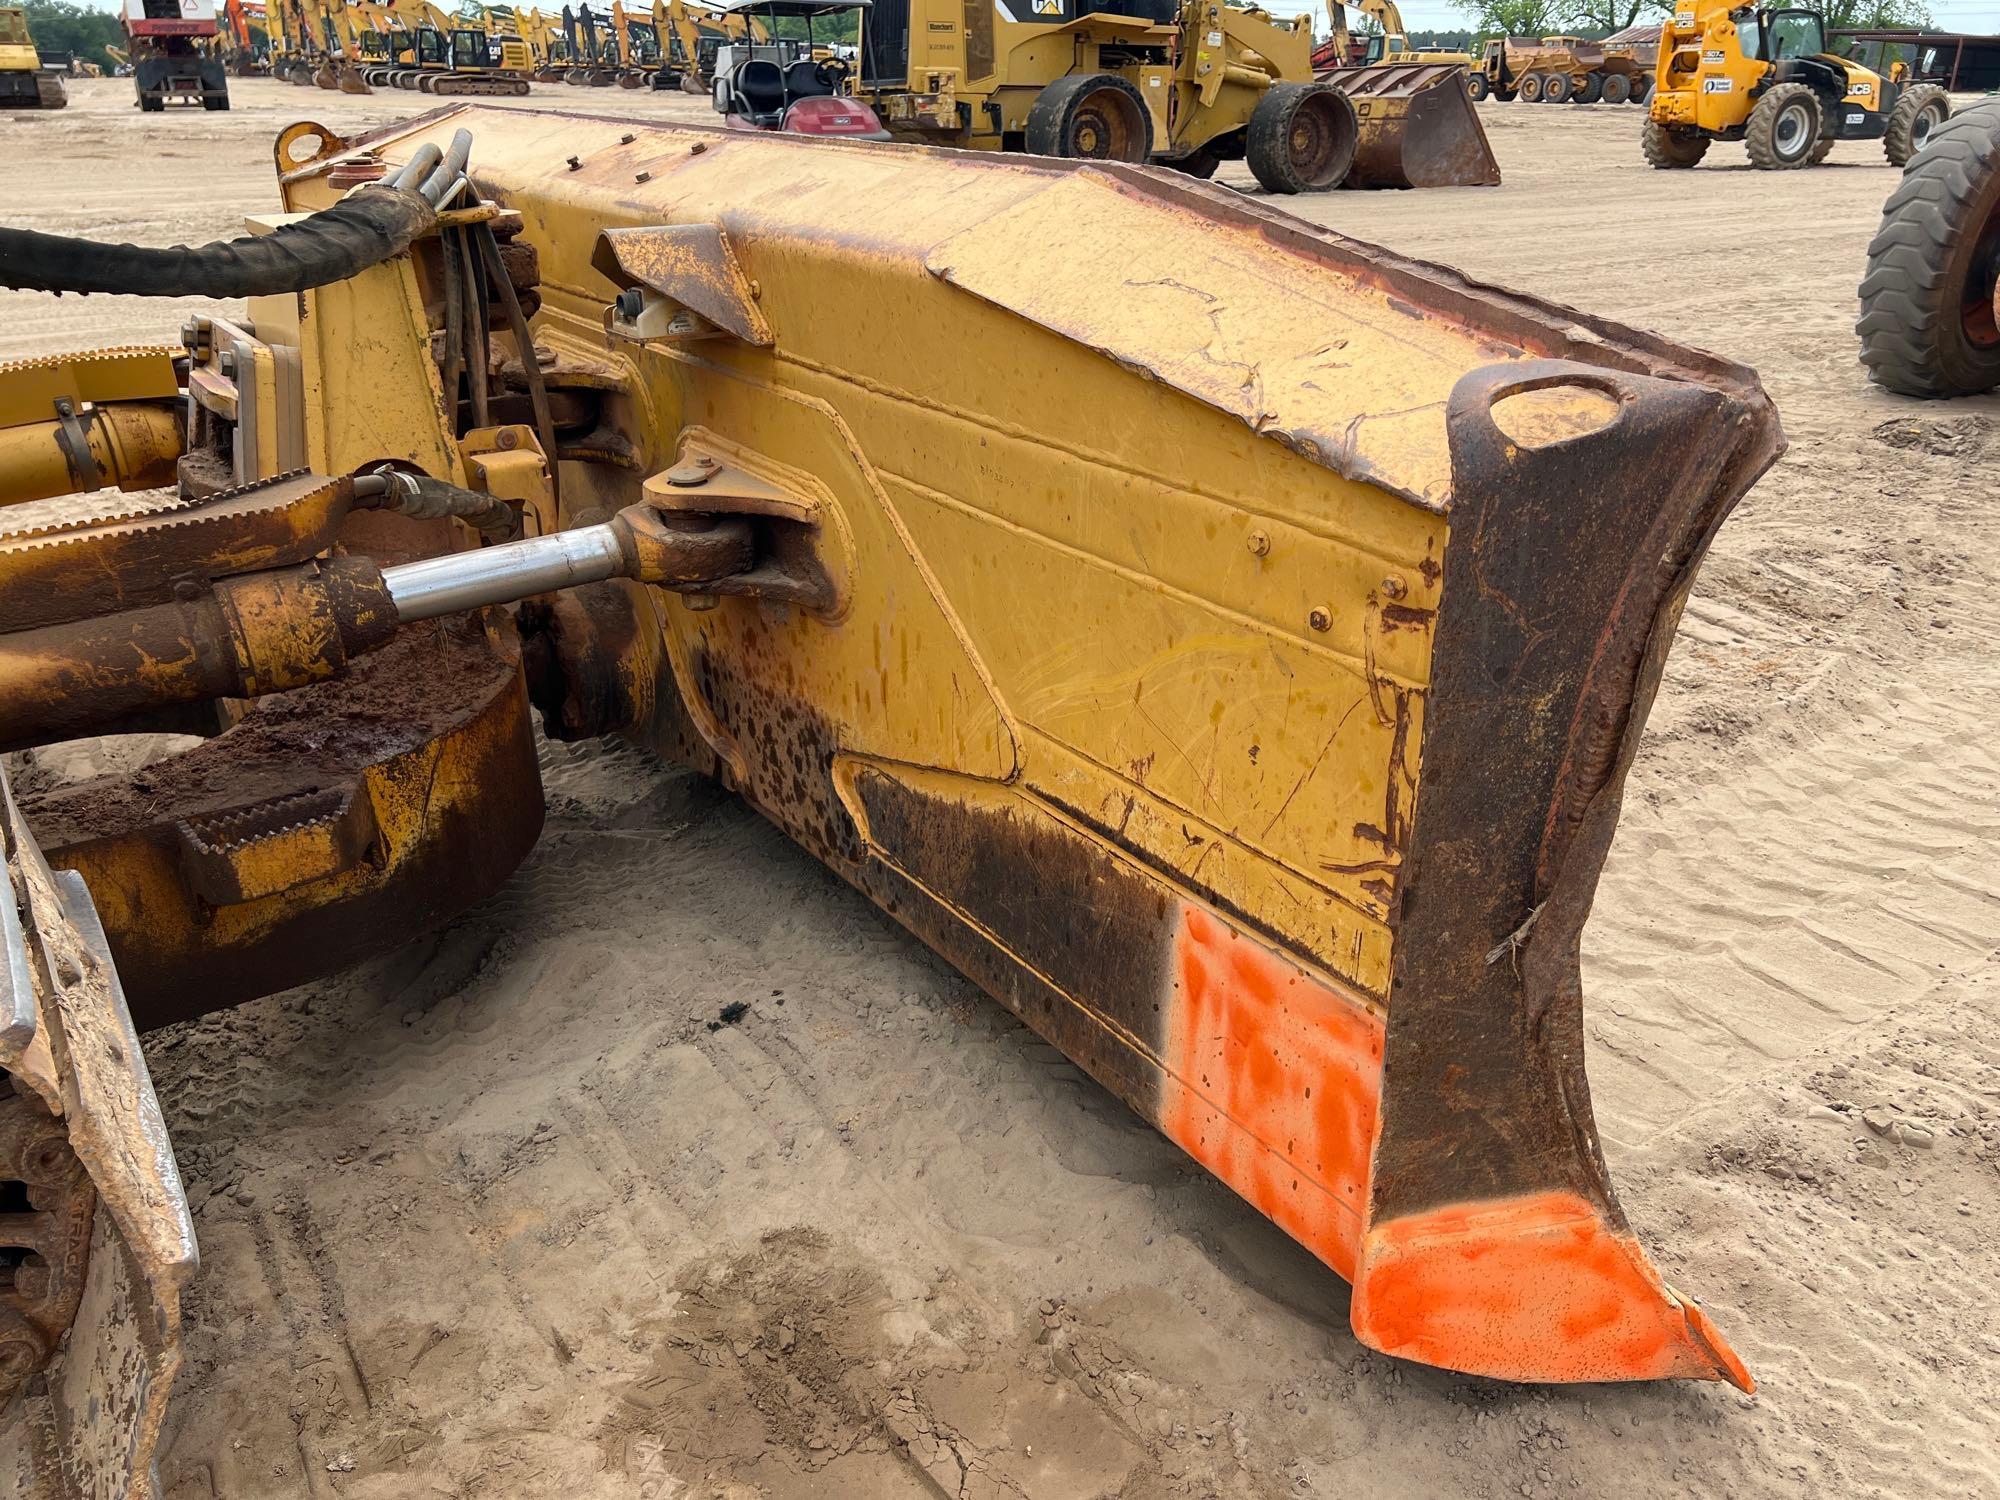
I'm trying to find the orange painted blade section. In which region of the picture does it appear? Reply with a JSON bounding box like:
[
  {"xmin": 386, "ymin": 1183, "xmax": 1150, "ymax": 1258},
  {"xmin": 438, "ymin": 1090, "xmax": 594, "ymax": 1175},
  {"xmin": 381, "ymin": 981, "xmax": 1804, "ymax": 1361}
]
[
  {"xmin": 1159, "ymin": 906, "xmax": 1384, "ymax": 1282},
  {"xmin": 1349, "ymin": 1191, "xmax": 1754, "ymax": 1390}
]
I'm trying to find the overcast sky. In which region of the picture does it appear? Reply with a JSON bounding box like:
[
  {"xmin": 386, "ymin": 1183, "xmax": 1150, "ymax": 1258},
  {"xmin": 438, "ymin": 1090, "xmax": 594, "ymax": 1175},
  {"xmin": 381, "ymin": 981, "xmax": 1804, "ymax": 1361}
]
[{"xmin": 62, "ymin": 0, "xmax": 2000, "ymax": 29}]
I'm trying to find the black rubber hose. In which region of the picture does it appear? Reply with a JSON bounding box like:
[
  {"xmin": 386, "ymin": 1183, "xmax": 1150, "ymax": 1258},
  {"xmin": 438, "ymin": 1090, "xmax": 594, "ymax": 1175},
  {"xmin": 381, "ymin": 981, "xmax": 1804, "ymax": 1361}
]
[{"xmin": 0, "ymin": 183, "xmax": 439, "ymax": 298}]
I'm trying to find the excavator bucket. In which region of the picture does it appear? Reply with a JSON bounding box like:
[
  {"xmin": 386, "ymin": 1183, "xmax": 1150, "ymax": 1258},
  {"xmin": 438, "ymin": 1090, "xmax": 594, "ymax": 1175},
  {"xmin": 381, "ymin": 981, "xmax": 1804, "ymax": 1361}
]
[
  {"xmin": 0, "ymin": 107, "xmax": 1781, "ymax": 1453},
  {"xmin": 338, "ymin": 60, "xmax": 372, "ymax": 94},
  {"xmin": 1317, "ymin": 62, "xmax": 1502, "ymax": 189}
]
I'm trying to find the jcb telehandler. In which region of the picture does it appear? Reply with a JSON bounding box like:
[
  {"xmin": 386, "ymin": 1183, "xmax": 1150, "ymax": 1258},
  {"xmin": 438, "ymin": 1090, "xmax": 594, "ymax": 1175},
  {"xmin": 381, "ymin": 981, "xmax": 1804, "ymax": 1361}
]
[
  {"xmin": 1643, "ymin": 1, "xmax": 1947, "ymax": 169},
  {"xmin": 0, "ymin": 105, "xmax": 1785, "ymax": 1493}
]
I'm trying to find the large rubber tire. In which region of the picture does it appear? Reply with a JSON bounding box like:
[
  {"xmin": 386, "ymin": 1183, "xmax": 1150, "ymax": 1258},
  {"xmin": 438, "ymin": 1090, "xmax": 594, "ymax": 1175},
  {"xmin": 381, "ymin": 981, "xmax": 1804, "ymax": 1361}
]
[
  {"xmin": 1746, "ymin": 82, "xmax": 1821, "ymax": 169},
  {"xmin": 1166, "ymin": 144, "xmax": 1221, "ymax": 179},
  {"xmin": 1883, "ymin": 82, "xmax": 1950, "ymax": 168},
  {"xmin": 1245, "ymin": 82, "xmax": 1357, "ymax": 194},
  {"xmin": 1601, "ymin": 72, "xmax": 1630, "ymax": 105},
  {"xmin": 1544, "ymin": 71, "xmax": 1574, "ymax": 103},
  {"xmin": 1518, "ymin": 72, "xmax": 1544, "ymax": 103},
  {"xmin": 1576, "ymin": 72, "xmax": 1604, "ymax": 105},
  {"xmin": 1024, "ymin": 73, "xmax": 1151, "ymax": 163},
  {"xmin": 1856, "ymin": 100, "xmax": 2000, "ymax": 397},
  {"xmin": 1630, "ymin": 74, "xmax": 1652, "ymax": 104},
  {"xmin": 1465, "ymin": 70, "xmax": 1489, "ymax": 102},
  {"xmin": 1641, "ymin": 116, "xmax": 1709, "ymax": 169}
]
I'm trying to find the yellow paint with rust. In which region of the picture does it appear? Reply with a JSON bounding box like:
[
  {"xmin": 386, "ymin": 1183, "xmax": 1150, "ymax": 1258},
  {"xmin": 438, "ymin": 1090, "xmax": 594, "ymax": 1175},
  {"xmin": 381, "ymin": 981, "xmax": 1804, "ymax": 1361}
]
[
  {"xmin": 288, "ymin": 110, "xmax": 1504, "ymax": 1001},
  {"xmin": 245, "ymin": 218, "xmax": 466, "ymax": 487}
]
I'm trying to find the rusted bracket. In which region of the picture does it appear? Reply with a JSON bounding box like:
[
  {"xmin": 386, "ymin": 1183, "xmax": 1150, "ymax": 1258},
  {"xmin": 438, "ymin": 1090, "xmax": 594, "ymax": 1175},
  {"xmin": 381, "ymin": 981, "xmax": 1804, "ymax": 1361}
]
[
  {"xmin": 592, "ymin": 224, "xmax": 773, "ymax": 347},
  {"xmin": 640, "ymin": 439, "xmax": 847, "ymax": 616},
  {"xmin": 0, "ymin": 470, "xmax": 361, "ymax": 633}
]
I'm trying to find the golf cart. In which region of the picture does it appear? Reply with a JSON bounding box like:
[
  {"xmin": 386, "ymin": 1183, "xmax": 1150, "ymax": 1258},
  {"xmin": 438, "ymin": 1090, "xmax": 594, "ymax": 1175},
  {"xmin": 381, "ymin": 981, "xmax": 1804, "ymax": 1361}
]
[{"xmin": 709, "ymin": 0, "xmax": 886, "ymax": 139}]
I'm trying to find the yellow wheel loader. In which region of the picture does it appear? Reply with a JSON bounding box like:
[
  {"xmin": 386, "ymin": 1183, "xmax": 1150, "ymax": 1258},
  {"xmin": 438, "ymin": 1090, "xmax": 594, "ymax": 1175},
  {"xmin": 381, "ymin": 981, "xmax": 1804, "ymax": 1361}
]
[
  {"xmin": 0, "ymin": 108, "xmax": 1787, "ymax": 1488},
  {"xmin": 0, "ymin": 6, "xmax": 66, "ymax": 108},
  {"xmin": 1307, "ymin": 2, "xmax": 1497, "ymax": 187},
  {"xmin": 860, "ymin": 0, "xmax": 1496, "ymax": 190},
  {"xmin": 1644, "ymin": 2, "xmax": 1948, "ymax": 169},
  {"xmin": 1859, "ymin": 99, "xmax": 2000, "ymax": 397}
]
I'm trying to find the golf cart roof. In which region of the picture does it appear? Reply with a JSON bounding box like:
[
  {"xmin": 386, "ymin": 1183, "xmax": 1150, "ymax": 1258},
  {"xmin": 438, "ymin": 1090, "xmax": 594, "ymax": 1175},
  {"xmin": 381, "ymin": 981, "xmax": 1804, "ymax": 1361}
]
[{"xmin": 713, "ymin": 0, "xmax": 870, "ymax": 14}]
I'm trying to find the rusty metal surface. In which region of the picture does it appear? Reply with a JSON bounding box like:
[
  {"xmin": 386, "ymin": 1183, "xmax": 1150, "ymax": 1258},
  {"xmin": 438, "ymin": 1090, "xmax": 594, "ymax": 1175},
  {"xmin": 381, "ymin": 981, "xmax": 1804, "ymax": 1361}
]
[
  {"xmin": 23, "ymin": 618, "xmax": 545, "ymax": 1029},
  {"xmin": 0, "ymin": 764, "xmax": 197, "ymax": 1500},
  {"xmin": 0, "ymin": 348, "xmax": 180, "ymax": 433},
  {"xmin": 0, "ymin": 471, "xmax": 360, "ymax": 634},
  {"xmin": 593, "ymin": 224, "xmax": 773, "ymax": 346},
  {"xmin": 0, "ymin": 556, "xmax": 399, "ymax": 753},
  {"xmin": 0, "ymin": 1070, "xmax": 95, "ymax": 1410},
  {"xmin": 1316, "ymin": 63, "xmax": 1502, "ymax": 189}
]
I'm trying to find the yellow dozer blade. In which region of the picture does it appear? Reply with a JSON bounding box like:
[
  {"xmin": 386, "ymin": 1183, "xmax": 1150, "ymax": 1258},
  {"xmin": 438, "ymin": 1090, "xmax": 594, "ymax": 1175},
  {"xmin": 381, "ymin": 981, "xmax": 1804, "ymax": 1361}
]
[
  {"xmin": 0, "ymin": 107, "xmax": 1780, "ymax": 1428},
  {"xmin": 1317, "ymin": 62, "xmax": 1501, "ymax": 188}
]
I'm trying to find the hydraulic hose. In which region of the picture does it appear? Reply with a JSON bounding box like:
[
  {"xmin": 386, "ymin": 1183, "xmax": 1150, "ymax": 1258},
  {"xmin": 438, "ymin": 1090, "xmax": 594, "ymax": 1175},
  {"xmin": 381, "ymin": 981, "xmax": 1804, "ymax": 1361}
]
[{"xmin": 0, "ymin": 129, "xmax": 473, "ymax": 298}]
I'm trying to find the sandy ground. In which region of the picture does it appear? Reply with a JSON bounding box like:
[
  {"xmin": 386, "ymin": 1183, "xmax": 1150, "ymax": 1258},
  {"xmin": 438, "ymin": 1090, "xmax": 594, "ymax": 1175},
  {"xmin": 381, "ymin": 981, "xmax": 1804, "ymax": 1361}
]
[{"xmin": 4, "ymin": 77, "xmax": 1999, "ymax": 1500}]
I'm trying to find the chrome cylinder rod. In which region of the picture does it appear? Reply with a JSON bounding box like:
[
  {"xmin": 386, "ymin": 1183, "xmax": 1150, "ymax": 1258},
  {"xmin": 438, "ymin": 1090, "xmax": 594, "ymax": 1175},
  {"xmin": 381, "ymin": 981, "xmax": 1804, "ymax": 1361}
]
[{"xmin": 383, "ymin": 524, "xmax": 626, "ymax": 623}]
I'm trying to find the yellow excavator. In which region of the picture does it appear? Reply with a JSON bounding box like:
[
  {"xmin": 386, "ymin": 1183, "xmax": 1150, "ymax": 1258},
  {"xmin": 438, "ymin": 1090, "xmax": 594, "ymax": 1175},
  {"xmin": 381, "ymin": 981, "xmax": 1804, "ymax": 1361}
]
[
  {"xmin": 388, "ymin": 0, "xmax": 530, "ymax": 92},
  {"xmin": 0, "ymin": 107, "xmax": 1784, "ymax": 1491},
  {"xmin": 0, "ymin": 6, "xmax": 66, "ymax": 109},
  {"xmin": 609, "ymin": 0, "xmax": 661, "ymax": 85},
  {"xmin": 309, "ymin": 0, "xmax": 374, "ymax": 91},
  {"xmin": 1643, "ymin": 1, "xmax": 1948, "ymax": 168},
  {"xmin": 519, "ymin": 6, "xmax": 573, "ymax": 78}
]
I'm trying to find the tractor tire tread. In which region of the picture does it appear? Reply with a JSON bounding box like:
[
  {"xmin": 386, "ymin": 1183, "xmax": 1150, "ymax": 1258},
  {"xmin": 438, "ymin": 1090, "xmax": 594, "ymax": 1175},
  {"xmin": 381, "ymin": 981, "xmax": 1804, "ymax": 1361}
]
[
  {"xmin": 1883, "ymin": 82, "xmax": 1950, "ymax": 167},
  {"xmin": 1855, "ymin": 99, "xmax": 2000, "ymax": 396},
  {"xmin": 1745, "ymin": 82, "xmax": 1819, "ymax": 170}
]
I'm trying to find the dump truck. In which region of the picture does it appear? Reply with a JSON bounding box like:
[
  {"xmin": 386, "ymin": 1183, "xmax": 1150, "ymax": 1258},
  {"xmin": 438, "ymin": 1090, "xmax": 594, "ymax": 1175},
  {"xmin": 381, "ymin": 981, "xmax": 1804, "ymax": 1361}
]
[
  {"xmin": 0, "ymin": 105, "xmax": 1786, "ymax": 1492},
  {"xmin": 1859, "ymin": 98, "xmax": 2000, "ymax": 396},
  {"xmin": 1468, "ymin": 34, "xmax": 1651, "ymax": 103},
  {"xmin": 123, "ymin": 0, "xmax": 231, "ymax": 109},
  {"xmin": 0, "ymin": 6, "xmax": 67, "ymax": 106}
]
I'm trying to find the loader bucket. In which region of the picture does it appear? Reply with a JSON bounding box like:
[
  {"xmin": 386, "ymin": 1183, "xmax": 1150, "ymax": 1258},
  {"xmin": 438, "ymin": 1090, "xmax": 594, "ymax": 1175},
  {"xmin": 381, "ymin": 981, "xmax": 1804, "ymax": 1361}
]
[{"xmin": 1317, "ymin": 62, "xmax": 1501, "ymax": 189}]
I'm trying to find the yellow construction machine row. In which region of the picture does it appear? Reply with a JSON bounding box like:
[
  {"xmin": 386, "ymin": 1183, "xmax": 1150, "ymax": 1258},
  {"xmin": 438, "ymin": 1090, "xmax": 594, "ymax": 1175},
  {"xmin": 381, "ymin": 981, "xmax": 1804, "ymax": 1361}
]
[{"xmin": 0, "ymin": 109, "xmax": 1786, "ymax": 1494}]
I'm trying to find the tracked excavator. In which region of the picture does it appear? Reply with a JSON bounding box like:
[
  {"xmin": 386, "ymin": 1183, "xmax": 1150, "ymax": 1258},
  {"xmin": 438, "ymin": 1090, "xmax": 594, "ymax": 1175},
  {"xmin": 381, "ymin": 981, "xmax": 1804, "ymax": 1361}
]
[
  {"xmin": 308, "ymin": 0, "xmax": 374, "ymax": 91},
  {"xmin": 0, "ymin": 106, "xmax": 1786, "ymax": 1494},
  {"xmin": 561, "ymin": 1, "xmax": 621, "ymax": 82}
]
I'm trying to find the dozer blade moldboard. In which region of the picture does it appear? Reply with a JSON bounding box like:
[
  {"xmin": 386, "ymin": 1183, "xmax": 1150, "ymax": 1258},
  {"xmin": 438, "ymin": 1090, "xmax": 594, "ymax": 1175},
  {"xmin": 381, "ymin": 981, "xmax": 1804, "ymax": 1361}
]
[
  {"xmin": 1319, "ymin": 62, "xmax": 1502, "ymax": 188},
  {"xmin": 24, "ymin": 107, "xmax": 1780, "ymax": 1396},
  {"xmin": 296, "ymin": 105, "xmax": 1773, "ymax": 1386}
]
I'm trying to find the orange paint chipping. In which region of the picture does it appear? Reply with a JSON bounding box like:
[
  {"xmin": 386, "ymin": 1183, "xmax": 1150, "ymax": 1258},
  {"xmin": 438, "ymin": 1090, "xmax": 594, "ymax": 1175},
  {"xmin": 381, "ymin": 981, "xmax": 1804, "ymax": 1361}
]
[
  {"xmin": 1159, "ymin": 906, "xmax": 1385, "ymax": 1281},
  {"xmin": 1350, "ymin": 1191, "xmax": 1754, "ymax": 1390}
]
